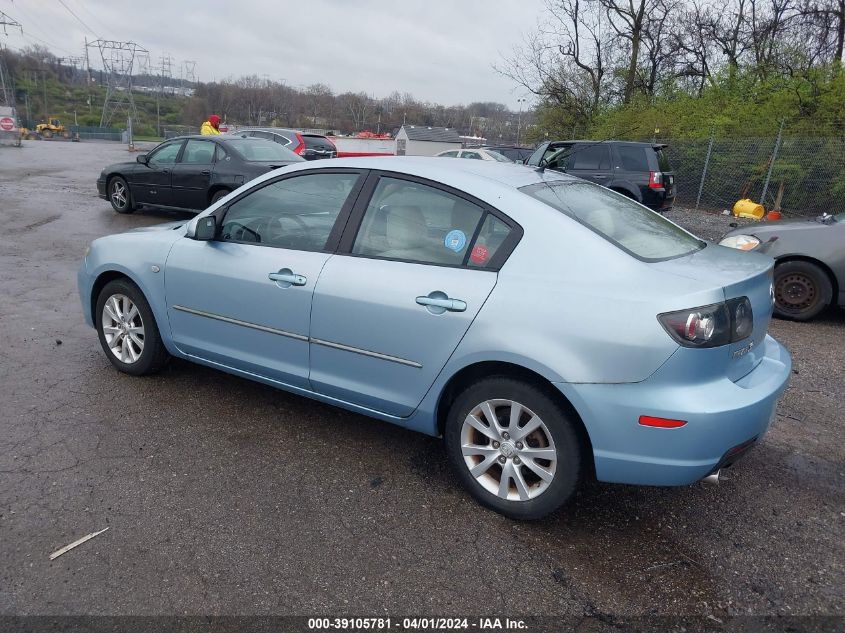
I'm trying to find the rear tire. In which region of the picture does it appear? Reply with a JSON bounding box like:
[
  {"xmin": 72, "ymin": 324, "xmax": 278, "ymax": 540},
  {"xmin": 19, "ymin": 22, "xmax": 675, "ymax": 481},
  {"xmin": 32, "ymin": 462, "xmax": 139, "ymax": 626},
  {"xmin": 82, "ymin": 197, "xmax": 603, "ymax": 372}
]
[
  {"xmin": 95, "ymin": 279, "xmax": 170, "ymax": 376},
  {"xmin": 210, "ymin": 188, "xmax": 231, "ymax": 205},
  {"xmin": 108, "ymin": 176, "xmax": 135, "ymax": 214},
  {"xmin": 773, "ymin": 260, "xmax": 832, "ymax": 321},
  {"xmin": 444, "ymin": 377, "xmax": 582, "ymax": 520}
]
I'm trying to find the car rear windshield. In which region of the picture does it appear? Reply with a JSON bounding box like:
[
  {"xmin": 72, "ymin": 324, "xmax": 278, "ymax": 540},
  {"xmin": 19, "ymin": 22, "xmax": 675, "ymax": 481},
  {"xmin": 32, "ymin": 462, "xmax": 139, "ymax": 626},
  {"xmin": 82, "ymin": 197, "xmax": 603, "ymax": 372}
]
[
  {"xmin": 654, "ymin": 146, "xmax": 671, "ymax": 171},
  {"xmin": 484, "ymin": 150, "xmax": 512, "ymax": 162},
  {"xmin": 226, "ymin": 139, "xmax": 303, "ymax": 162},
  {"xmin": 519, "ymin": 180, "xmax": 704, "ymax": 262},
  {"xmin": 302, "ymin": 135, "xmax": 334, "ymax": 149}
]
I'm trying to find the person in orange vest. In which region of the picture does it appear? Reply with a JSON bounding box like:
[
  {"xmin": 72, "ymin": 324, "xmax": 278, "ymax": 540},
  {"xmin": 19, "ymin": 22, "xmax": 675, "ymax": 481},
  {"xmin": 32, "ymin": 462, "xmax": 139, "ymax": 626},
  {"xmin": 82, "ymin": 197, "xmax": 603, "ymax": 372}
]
[{"xmin": 200, "ymin": 114, "xmax": 221, "ymax": 135}]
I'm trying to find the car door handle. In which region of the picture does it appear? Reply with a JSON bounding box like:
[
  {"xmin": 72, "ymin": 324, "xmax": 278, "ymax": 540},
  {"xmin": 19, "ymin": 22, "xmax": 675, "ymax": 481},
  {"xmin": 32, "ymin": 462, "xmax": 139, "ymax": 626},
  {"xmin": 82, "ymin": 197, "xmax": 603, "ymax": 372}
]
[
  {"xmin": 201, "ymin": 170, "xmax": 211, "ymax": 175},
  {"xmin": 592, "ymin": 174, "xmax": 608, "ymax": 179},
  {"xmin": 268, "ymin": 270, "xmax": 307, "ymax": 286},
  {"xmin": 416, "ymin": 295, "xmax": 467, "ymax": 312},
  {"xmin": 161, "ymin": 169, "xmax": 171, "ymax": 175}
]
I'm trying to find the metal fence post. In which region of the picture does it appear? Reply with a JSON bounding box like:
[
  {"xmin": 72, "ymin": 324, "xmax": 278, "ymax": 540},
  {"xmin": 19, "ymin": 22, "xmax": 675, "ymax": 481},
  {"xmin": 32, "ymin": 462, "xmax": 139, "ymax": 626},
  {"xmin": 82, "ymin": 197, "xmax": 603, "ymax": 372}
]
[
  {"xmin": 760, "ymin": 119, "xmax": 784, "ymax": 206},
  {"xmin": 695, "ymin": 131, "xmax": 715, "ymax": 210}
]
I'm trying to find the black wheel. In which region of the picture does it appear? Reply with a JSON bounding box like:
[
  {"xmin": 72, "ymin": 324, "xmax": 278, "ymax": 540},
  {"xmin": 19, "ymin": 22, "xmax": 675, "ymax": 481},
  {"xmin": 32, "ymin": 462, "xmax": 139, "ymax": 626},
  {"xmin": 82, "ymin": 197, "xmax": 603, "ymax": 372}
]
[
  {"xmin": 95, "ymin": 279, "xmax": 170, "ymax": 376},
  {"xmin": 210, "ymin": 189, "xmax": 230, "ymax": 205},
  {"xmin": 773, "ymin": 260, "xmax": 832, "ymax": 321},
  {"xmin": 108, "ymin": 176, "xmax": 135, "ymax": 214},
  {"xmin": 444, "ymin": 377, "xmax": 582, "ymax": 520}
]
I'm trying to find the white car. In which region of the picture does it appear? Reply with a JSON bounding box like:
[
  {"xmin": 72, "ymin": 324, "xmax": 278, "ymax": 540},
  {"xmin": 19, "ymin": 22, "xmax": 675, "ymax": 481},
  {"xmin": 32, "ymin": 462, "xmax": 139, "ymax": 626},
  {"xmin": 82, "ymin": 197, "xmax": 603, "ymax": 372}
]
[{"xmin": 436, "ymin": 148, "xmax": 513, "ymax": 162}]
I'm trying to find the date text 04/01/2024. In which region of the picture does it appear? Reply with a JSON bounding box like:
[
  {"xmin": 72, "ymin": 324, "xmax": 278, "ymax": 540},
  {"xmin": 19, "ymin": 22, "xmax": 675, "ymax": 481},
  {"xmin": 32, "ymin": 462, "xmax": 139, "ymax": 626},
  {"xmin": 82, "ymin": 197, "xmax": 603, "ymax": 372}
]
[{"xmin": 307, "ymin": 617, "xmax": 528, "ymax": 630}]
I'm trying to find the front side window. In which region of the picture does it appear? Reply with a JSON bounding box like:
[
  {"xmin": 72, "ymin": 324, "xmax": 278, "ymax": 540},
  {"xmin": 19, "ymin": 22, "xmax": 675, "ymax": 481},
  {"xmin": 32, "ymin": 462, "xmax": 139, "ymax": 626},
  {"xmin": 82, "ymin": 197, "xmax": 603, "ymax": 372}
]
[
  {"xmin": 439, "ymin": 151, "xmax": 459, "ymax": 157},
  {"xmin": 181, "ymin": 139, "xmax": 215, "ymax": 165},
  {"xmin": 149, "ymin": 141, "xmax": 182, "ymax": 165},
  {"xmin": 352, "ymin": 177, "xmax": 486, "ymax": 266},
  {"xmin": 520, "ymin": 181, "xmax": 704, "ymax": 261},
  {"xmin": 462, "ymin": 151, "xmax": 482, "ymax": 160},
  {"xmin": 220, "ymin": 172, "xmax": 360, "ymax": 251}
]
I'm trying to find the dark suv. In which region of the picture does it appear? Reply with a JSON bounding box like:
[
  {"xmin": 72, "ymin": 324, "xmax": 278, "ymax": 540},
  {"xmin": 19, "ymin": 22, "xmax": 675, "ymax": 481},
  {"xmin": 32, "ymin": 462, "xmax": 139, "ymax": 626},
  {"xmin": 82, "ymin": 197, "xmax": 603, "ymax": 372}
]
[
  {"xmin": 233, "ymin": 127, "xmax": 337, "ymax": 160},
  {"xmin": 526, "ymin": 140, "xmax": 675, "ymax": 211}
]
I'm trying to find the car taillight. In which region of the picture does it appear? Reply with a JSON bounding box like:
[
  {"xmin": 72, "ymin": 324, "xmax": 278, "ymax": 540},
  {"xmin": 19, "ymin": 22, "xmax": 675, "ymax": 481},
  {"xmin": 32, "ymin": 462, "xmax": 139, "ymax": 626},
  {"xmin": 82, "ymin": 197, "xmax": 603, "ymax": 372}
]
[
  {"xmin": 293, "ymin": 133, "xmax": 306, "ymax": 155},
  {"xmin": 658, "ymin": 297, "xmax": 752, "ymax": 348},
  {"xmin": 648, "ymin": 171, "xmax": 663, "ymax": 189}
]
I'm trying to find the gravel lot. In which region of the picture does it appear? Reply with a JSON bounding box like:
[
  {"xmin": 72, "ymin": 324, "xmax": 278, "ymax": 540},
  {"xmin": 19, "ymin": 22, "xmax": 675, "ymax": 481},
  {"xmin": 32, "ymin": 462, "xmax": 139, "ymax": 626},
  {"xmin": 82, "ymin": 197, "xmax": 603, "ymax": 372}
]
[{"xmin": 0, "ymin": 141, "xmax": 842, "ymax": 621}]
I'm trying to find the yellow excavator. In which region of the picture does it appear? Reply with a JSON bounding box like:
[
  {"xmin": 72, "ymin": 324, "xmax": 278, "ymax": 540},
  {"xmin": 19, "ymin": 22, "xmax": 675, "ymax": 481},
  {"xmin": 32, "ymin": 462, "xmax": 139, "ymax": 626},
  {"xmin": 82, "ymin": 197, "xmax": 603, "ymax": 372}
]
[{"xmin": 35, "ymin": 118, "xmax": 71, "ymax": 139}]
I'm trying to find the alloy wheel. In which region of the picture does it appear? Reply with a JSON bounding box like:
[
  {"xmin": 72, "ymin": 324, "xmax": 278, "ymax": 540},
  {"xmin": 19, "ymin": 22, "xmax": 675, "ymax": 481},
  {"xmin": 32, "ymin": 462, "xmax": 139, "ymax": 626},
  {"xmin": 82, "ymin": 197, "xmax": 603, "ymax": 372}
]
[
  {"xmin": 101, "ymin": 294, "xmax": 145, "ymax": 364},
  {"xmin": 111, "ymin": 180, "xmax": 127, "ymax": 209},
  {"xmin": 460, "ymin": 399, "xmax": 557, "ymax": 501}
]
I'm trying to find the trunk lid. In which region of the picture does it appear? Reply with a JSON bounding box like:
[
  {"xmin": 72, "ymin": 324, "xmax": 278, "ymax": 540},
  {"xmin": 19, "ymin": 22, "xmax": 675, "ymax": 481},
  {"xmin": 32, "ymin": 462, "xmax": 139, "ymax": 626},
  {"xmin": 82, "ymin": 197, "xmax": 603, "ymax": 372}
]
[{"xmin": 651, "ymin": 243, "xmax": 774, "ymax": 381}]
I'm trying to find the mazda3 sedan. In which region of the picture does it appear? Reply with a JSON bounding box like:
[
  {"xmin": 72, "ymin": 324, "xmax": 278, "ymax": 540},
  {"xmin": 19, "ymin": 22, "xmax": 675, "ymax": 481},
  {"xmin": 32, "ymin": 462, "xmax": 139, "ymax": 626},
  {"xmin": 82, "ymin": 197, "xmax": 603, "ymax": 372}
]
[{"xmin": 79, "ymin": 157, "xmax": 791, "ymax": 519}]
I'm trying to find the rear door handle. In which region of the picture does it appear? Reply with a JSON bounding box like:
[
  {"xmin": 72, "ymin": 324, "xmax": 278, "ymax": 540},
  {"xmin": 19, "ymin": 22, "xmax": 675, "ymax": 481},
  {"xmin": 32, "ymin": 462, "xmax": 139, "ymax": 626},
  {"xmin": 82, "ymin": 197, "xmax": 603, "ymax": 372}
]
[
  {"xmin": 268, "ymin": 269, "xmax": 307, "ymax": 286},
  {"xmin": 416, "ymin": 295, "xmax": 467, "ymax": 313},
  {"xmin": 592, "ymin": 174, "xmax": 608, "ymax": 179},
  {"xmin": 201, "ymin": 170, "xmax": 211, "ymax": 175}
]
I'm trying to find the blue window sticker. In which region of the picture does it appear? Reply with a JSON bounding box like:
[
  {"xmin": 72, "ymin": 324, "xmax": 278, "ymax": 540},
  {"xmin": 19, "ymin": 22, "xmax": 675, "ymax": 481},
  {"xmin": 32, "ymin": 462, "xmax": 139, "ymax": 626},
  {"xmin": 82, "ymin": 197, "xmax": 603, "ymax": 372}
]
[{"xmin": 444, "ymin": 229, "xmax": 467, "ymax": 252}]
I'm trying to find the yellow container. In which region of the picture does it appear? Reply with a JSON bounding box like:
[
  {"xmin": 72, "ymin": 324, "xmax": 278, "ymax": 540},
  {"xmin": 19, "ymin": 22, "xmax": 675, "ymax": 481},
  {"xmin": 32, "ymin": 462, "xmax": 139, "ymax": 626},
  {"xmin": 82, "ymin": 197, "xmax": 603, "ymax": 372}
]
[{"xmin": 732, "ymin": 199, "xmax": 765, "ymax": 220}]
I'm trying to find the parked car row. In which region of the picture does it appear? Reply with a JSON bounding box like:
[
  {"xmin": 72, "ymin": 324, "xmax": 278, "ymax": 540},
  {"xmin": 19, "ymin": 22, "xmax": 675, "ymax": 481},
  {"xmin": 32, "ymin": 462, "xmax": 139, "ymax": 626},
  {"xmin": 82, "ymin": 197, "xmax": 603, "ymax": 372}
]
[{"xmin": 83, "ymin": 151, "xmax": 798, "ymax": 519}]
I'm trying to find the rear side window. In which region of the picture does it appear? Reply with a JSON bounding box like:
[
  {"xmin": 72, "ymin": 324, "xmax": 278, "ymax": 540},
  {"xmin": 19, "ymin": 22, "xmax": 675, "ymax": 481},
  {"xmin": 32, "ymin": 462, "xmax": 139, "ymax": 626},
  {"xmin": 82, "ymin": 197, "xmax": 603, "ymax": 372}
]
[
  {"xmin": 462, "ymin": 151, "xmax": 482, "ymax": 160},
  {"xmin": 439, "ymin": 151, "xmax": 459, "ymax": 157},
  {"xmin": 520, "ymin": 181, "xmax": 704, "ymax": 262},
  {"xmin": 570, "ymin": 144, "xmax": 611, "ymax": 170},
  {"xmin": 181, "ymin": 139, "xmax": 215, "ymax": 165},
  {"xmin": 616, "ymin": 146, "xmax": 649, "ymax": 171},
  {"xmin": 226, "ymin": 139, "xmax": 303, "ymax": 162},
  {"xmin": 352, "ymin": 177, "xmax": 486, "ymax": 266}
]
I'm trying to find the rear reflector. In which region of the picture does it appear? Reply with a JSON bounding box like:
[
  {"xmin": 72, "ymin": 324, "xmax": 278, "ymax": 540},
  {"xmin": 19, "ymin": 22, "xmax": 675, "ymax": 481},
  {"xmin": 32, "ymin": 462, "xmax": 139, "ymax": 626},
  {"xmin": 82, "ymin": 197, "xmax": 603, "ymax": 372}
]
[{"xmin": 639, "ymin": 415, "xmax": 687, "ymax": 428}]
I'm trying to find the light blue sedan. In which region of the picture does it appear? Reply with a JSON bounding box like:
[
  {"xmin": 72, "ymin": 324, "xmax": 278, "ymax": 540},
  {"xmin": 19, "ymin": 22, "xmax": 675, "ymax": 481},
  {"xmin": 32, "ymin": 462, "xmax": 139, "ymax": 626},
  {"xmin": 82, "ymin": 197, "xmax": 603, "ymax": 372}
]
[{"xmin": 78, "ymin": 157, "xmax": 791, "ymax": 519}]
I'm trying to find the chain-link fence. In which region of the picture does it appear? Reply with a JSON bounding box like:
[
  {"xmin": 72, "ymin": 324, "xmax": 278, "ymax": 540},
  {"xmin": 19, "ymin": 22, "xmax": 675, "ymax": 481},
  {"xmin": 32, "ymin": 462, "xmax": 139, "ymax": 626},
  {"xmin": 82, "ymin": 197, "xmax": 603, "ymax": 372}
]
[
  {"xmin": 163, "ymin": 125, "xmax": 199, "ymax": 139},
  {"xmin": 658, "ymin": 134, "xmax": 845, "ymax": 217}
]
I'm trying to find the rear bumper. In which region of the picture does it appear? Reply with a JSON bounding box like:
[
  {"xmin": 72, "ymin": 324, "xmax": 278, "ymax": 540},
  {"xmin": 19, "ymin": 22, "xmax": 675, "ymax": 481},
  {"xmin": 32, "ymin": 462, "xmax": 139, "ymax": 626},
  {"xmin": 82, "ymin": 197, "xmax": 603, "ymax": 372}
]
[{"xmin": 555, "ymin": 334, "xmax": 791, "ymax": 486}]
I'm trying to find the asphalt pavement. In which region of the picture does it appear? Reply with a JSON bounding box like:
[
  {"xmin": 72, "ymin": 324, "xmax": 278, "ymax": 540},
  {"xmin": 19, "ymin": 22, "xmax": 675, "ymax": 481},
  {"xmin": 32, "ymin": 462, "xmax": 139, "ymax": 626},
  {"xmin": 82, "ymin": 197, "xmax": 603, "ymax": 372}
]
[{"xmin": 0, "ymin": 141, "xmax": 842, "ymax": 620}]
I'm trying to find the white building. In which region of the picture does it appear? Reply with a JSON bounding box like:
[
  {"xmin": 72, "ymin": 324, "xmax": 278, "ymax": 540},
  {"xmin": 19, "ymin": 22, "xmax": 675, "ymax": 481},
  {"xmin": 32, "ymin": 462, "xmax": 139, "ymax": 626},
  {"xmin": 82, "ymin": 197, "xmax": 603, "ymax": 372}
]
[{"xmin": 395, "ymin": 125, "xmax": 461, "ymax": 156}]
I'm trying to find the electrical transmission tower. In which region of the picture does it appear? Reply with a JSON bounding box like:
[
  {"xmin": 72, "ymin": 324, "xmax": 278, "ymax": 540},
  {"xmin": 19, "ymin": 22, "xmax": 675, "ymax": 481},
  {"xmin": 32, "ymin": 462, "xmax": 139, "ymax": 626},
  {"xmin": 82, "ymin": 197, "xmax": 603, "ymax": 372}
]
[
  {"xmin": 181, "ymin": 60, "xmax": 197, "ymax": 93},
  {"xmin": 0, "ymin": 11, "xmax": 23, "ymax": 108},
  {"xmin": 158, "ymin": 52, "xmax": 173, "ymax": 95},
  {"xmin": 87, "ymin": 39, "xmax": 148, "ymax": 127}
]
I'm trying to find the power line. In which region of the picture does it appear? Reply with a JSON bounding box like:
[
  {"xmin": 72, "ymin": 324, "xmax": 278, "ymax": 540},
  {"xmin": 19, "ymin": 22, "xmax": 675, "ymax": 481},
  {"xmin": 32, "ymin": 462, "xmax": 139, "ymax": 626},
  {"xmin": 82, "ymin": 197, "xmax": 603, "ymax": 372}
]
[
  {"xmin": 67, "ymin": 0, "xmax": 111, "ymax": 38},
  {"xmin": 57, "ymin": 0, "xmax": 99, "ymax": 39}
]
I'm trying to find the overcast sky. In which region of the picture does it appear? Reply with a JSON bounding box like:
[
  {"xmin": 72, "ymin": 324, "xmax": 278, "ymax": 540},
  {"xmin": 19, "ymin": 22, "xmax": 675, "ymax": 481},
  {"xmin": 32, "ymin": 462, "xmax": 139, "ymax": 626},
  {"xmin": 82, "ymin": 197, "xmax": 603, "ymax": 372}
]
[{"xmin": 1, "ymin": 0, "xmax": 543, "ymax": 109}]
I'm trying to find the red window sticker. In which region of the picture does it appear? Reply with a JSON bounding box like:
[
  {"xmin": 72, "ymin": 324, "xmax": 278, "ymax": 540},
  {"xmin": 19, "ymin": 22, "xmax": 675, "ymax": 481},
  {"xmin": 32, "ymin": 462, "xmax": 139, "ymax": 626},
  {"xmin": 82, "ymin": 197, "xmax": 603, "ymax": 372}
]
[{"xmin": 470, "ymin": 244, "xmax": 489, "ymax": 265}]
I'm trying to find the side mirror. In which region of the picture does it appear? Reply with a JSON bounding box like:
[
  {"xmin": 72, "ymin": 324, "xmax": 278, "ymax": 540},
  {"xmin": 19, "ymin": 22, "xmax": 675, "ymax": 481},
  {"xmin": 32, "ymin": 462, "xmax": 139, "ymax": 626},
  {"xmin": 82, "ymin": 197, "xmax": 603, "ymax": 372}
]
[
  {"xmin": 194, "ymin": 215, "xmax": 217, "ymax": 241},
  {"xmin": 136, "ymin": 154, "xmax": 148, "ymax": 164}
]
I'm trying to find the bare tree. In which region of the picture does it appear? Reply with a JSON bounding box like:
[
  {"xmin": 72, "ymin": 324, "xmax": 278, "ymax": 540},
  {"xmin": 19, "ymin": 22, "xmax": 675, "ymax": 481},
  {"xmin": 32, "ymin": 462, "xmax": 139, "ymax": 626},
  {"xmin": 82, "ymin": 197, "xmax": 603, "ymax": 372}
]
[{"xmin": 497, "ymin": 0, "xmax": 613, "ymax": 124}]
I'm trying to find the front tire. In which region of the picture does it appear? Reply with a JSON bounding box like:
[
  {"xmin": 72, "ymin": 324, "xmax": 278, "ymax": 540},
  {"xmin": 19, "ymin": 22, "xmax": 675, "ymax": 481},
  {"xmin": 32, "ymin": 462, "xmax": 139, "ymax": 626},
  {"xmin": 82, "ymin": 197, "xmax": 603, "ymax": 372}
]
[
  {"xmin": 444, "ymin": 377, "xmax": 582, "ymax": 520},
  {"xmin": 773, "ymin": 260, "xmax": 832, "ymax": 321},
  {"xmin": 96, "ymin": 279, "xmax": 169, "ymax": 375},
  {"xmin": 108, "ymin": 176, "xmax": 135, "ymax": 214}
]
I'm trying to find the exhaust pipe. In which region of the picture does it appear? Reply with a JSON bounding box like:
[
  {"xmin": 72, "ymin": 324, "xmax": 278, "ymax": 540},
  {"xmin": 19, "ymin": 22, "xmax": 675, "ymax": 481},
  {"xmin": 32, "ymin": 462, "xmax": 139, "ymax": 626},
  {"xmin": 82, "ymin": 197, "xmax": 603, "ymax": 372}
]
[{"xmin": 701, "ymin": 470, "xmax": 721, "ymax": 485}]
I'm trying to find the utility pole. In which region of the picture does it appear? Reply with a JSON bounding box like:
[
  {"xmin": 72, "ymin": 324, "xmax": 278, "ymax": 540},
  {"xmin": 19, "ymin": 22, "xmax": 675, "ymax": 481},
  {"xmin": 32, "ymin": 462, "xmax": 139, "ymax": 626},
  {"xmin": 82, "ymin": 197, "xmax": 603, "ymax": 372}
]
[{"xmin": 516, "ymin": 97, "xmax": 526, "ymax": 146}]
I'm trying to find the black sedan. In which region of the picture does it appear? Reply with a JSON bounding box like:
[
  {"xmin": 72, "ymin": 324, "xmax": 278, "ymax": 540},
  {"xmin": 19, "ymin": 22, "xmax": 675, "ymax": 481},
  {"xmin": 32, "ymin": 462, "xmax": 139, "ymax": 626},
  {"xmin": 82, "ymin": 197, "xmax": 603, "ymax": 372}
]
[
  {"xmin": 720, "ymin": 212, "xmax": 845, "ymax": 320},
  {"xmin": 97, "ymin": 135, "xmax": 304, "ymax": 214}
]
